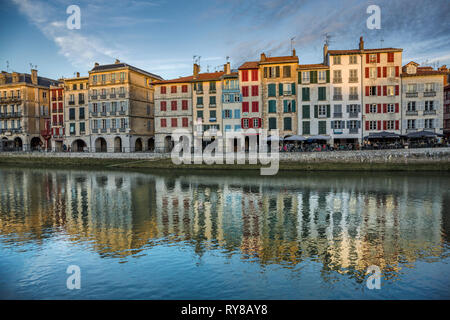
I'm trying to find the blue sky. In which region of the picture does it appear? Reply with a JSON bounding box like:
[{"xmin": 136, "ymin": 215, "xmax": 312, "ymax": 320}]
[{"xmin": 1, "ymin": 0, "xmax": 449, "ymax": 80}]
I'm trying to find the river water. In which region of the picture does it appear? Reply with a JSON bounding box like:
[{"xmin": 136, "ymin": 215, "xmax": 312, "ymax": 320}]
[{"xmin": 0, "ymin": 167, "xmax": 449, "ymax": 299}]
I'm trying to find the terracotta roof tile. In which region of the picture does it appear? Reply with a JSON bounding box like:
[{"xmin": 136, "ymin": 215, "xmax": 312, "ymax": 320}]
[
  {"xmin": 401, "ymin": 70, "xmax": 447, "ymax": 77},
  {"xmin": 260, "ymin": 55, "xmax": 299, "ymax": 64},
  {"xmin": 239, "ymin": 61, "xmax": 259, "ymax": 69},
  {"xmin": 297, "ymin": 63, "xmax": 329, "ymax": 70},
  {"xmin": 328, "ymin": 48, "xmax": 402, "ymax": 55}
]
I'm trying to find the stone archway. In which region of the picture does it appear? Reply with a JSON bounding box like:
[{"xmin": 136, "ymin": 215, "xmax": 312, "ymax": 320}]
[
  {"xmin": 148, "ymin": 137, "xmax": 155, "ymax": 152},
  {"xmin": 72, "ymin": 139, "xmax": 87, "ymax": 152},
  {"xmin": 14, "ymin": 137, "xmax": 23, "ymax": 151},
  {"xmin": 164, "ymin": 136, "xmax": 173, "ymax": 153},
  {"xmin": 114, "ymin": 137, "xmax": 122, "ymax": 153},
  {"xmin": 30, "ymin": 137, "xmax": 42, "ymax": 151},
  {"xmin": 95, "ymin": 137, "xmax": 107, "ymax": 152},
  {"xmin": 135, "ymin": 138, "xmax": 143, "ymax": 152}
]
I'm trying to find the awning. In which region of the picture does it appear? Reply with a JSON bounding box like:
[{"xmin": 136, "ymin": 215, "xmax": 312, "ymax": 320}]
[
  {"xmin": 406, "ymin": 130, "xmax": 438, "ymax": 138},
  {"xmin": 264, "ymin": 136, "xmax": 283, "ymax": 142},
  {"xmin": 364, "ymin": 131, "xmax": 400, "ymax": 139},
  {"xmin": 284, "ymin": 135, "xmax": 307, "ymax": 141},
  {"xmin": 307, "ymin": 135, "xmax": 331, "ymax": 141}
]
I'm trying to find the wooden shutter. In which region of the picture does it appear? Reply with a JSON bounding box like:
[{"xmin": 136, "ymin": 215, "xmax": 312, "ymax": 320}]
[
  {"xmin": 365, "ymin": 104, "xmax": 370, "ymax": 114},
  {"xmin": 365, "ymin": 67, "xmax": 369, "ymax": 79},
  {"xmin": 377, "ymin": 67, "xmax": 381, "ymax": 78},
  {"xmin": 377, "ymin": 86, "xmax": 382, "ymax": 96},
  {"xmin": 365, "ymin": 121, "xmax": 370, "ymax": 131},
  {"xmin": 383, "ymin": 104, "xmax": 387, "ymax": 113},
  {"xmin": 314, "ymin": 105, "xmax": 318, "ymax": 118},
  {"xmin": 365, "ymin": 86, "xmax": 370, "ymax": 96},
  {"xmin": 298, "ymin": 72, "xmax": 302, "ymax": 84},
  {"xmin": 377, "ymin": 104, "xmax": 381, "ymax": 113},
  {"xmin": 395, "ymin": 120, "xmax": 399, "ymax": 130},
  {"xmin": 383, "ymin": 86, "xmax": 387, "ymax": 96},
  {"xmin": 376, "ymin": 53, "xmax": 380, "ymax": 63},
  {"xmin": 326, "ymin": 105, "xmax": 331, "ymax": 117},
  {"xmin": 395, "ymin": 85, "xmax": 399, "ymax": 96},
  {"xmin": 395, "ymin": 103, "xmax": 399, "ymax": 113},
  {"xmin": 395, "ymin": 66, "xmax": 399, "ymax": 77},
  {"xmin": 291, "ymin": 83, "xmax": 296, "ymax": 95},
  {"xmin": 377, "ymin": 120, "xmax": 381, "ymax": 130},
  {"xmin": 279, "ymin": 83, "xmax": 283, "ymax": 96},
  {"xmin": 383, "ymin": 67, "xmax": 387, "ymax": 78},
  {"xmin": 326, "ymin": 70, "xmax": 330, "ymax": 83},
  {"xmin": 366, "ymin": 54, "xmax": 369, "ymax": 63}
]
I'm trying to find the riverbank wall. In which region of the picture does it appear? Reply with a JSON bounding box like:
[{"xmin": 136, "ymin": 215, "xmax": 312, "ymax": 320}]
[{"xmin": 0, "ymin": 147, "xmax": 449, "ymax": 171}]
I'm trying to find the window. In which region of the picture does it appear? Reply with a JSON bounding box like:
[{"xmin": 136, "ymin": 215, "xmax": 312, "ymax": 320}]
[
  {"xmin": 349, "ymin": 55, "xmax": 357, "ymax": 64},
  {"xmin": 318, "ymin": 121, "xmax": 326, "ymax": 134},
  {"xmin": 92, "ymin": 75, "xmax": 97, "ymax": 83},
  {"xmin": 101, "ymin": 74, "xmax": 106, "ymax": 83},
  {"xmin": 387, "ymin": 104, "xmax": 395, "ymax": 113},
  {"xmin": 242, "ymin": 102, "xmax": 249, "ymax": 113},
  {"xmin": 349, "ymin": 87, "xmax": 358, "ymax": 99},
  {"xmin": 243, "ymin": 118, "xmax": 249, "ymax": 129},
  {"xmin": 407, "ymin": 119, "xmax": 416, "ymax": 129},
  {"xmin": 302, "ymin": 72, "xmax": 310, "ymax": 83},
  {"xmin": 224, "ymin": 110, "xmax": 232, "ymax": 119},
  {"xmin": 182, "ymin": 118, "xmax": 188, "ymax": 127},
  {"xmin": 425, "ymin": 83, "xmax": 435, "ymax": 92},
  {"xmin": 182, "ymin": 85, "xmax": 188, "ymax": 93},
  {"xmin": 387, "ymin": 86, "xmax": 395, "ymax": 96},
  {"xmin": 369, "ymin": 86, "xmax": 377, "ymax": 96},
  {"xmin": 196, "ymin": 83, "xmax": 203, "ymax": 92},
  {"xmin": 333, "ymin": 70, "xmax": 342, "ymax": 82},
  {"xmin": 349, "ymin": 69, "xmax": 358, "ymax": 82},
  {"xmin": 369, "ymin": 67, "xmax": 377, "ymax": 79},
  {"xmin": 302, "ymin": 87, "xmax": 310, "ymax": 101},
  {"xmin": 209, "ymin": 96, "xmax": 216, "ymax": 106},
  {"xmin": 369, "ymin": 121, "xmax": 377, "ymax": 130},
  {"xmin": 387, "ymin": 52, "xmax": 394, "ymax": 63},
  {"xmin": 171, "ymin": 118, "xmax": 178, "ymax": 127},
  {"xmin": 268, "ymin": 84, "xmax": 276, "ymax": 97},
  {"xmin": 161, "ymin": 86, "xmax": 166, "ymax": 94},
  {"xmin": 318, "ymin": 105, "xmax": 327, "ymax": 117},
  {"xmin": 242, "ymin": 86, "xmax": 249, "ymax": 97},
  {"xmin": 302, "ymin": 121, "xmax": 310, "ymax": 135},
  {"xmin": 160, "ymin": 101, "xmax": 167, "ymax": 111},
  {"xmin": 70, "ymin": 123, "xmax": 75, "ymax": 134},
  {"xmin": 369, "ymin": 54, "xmax": 377, "ymax": 63},
  {"xmin": 269, "ymin": 117, "xmax": 277, "ymax": 129},
  {"xmin": 349, "ymin": 104, "xmax": 359, "ymax": 114},
  {"xmin": 370, "ymin": 104, "xmax": 377, "ymax": 113},
  {"xmin": 349, "ymin": 120, "xmax": 358, "ymax": 129},
  {"xmin": 332, "ymin": 120, "xmax": 344, "ymax": 129},
  {"xmin": 161, "ymin": 119, "xmax": 167, "ymax": 127},
  {"xmin": 242, "ymin": 70, "xmax": 249, "ymax": 82},
  {"xmin": 171, "ymin": 101, "xmax": 177, "ymax": 111},
  {"xmin": 197, "ymin": 111, "xmax": 203, "ymax": 120},
  {"xmin": 333, "ymin": 56, "xmax": 341, "ymax": 65},
  {"xmin": 209, "ymin": 110, "xmax": 216, "ymax": 121},
  {"xmin": 223, "ymin": 94, "xmax": 231, "ymax": 103},
  {"xmin": 318, "ymin": 70, "xmax": 326, "ymax": 82},
  {"xmin": 234, "ymin": 94, "xmax": 241, "ymax": 102},
  {"xmin": 182, "ymin": 100, "xmax": 188, "ymax": 110},
  {"xmin": 171, "ymin": 86, "xmax": 177, "ymax": 93},
  {"xmin": 388, "ymin": 66, "xmax": 395, "ymax": 78},
  {"xmin": 284, "ymin": 117, "xmax": 292, "ymax": 130},
  {"xmin": 72, "ymin": 84, "xmax": 77, "ymax": 90},
  {"xmin": 407, "ymin": 84, "xmax": 417, "ymax": 93},
  {"xmin": 80, "ymin": 122, "xmax": 85, "ymax": 132},
  {"xmin": 197, "ymin": 97, "xmax": 203, "ymax": 106},
  {"xmin": 407, "ymin": 101, "xmax": 416, "ymax": 111},
  {"xmin": 425, "ymin": 101, "xmax": 434, "ymax": 111},
  {"xmin": 268, "ymin": 100, "xmax": 276, "ymax": 113},
  {"xmin": 251, "ymin": 69, "xmax": 258, "ymax": 81},
  {"xmin": 79, "ymin": 108, "xmax": 85, "ymax": 119},
  {"xmin": 120, "ymin": 72, "xmax": 126, "ymax": 81},
  {"xmin": 283, "ymin": 83, "xmax": 292, "ymax": 95},
  {"xmin": 386, "ymin": 120, "xmax": 394, "ymax": 130},
  {"xmin": 209, "ymin": 82, "xmax": 216, "ymax": 92},
  {"xmin": 69, "ymin": 108, "xmax": 75, "ymax": 120},
  {"xmin": 111, "ymin": 73, "xmax": 115, "ymax": 82},
  {"xmin": 283, "ymin": 66, "xmax": 291, "ymax": 78},
  {"xmin": 425, "ymin": 119, "xmax": 434, "ymax": 129},
  {"xmin": 253, "ymin": 118, "xmax": 259, "ymax": 128},
  {"xmin": 319, "ymin": 87, "xmax": 327, "ymax": 101}
]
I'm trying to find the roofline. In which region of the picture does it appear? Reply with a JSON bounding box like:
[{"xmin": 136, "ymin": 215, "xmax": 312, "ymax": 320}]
[
  {"xmin": 328, "ymin": 48, "xmax": 403, "ymax": 55},
  {"xmin": 89, "ymin": 64, "xmax": 163, "ymax": 80}
]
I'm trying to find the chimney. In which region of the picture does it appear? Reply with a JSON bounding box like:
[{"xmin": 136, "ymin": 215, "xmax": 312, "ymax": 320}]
[
  {"xmin": 0, "ymin": 73, "xmax": 5, "ymax": 85},
  {"xmin": 292, "ymin": 48, "xmax": 296, "ymax": 57},
  {"xmin": 323, "ymin": 43, "xmax": 328, "ymax": 65},
  {"xmin": 359, "ymin": 36, "xmax": 364, "ymax": 50},
  {"xmin": 76, "ymin": 72, "xmax": 80, "ymax": 78},
  {"xmin": 115, "ymin": 59, "xmax": 120, "ymax": 64},
  {"xmin": 260, "ymin": 53, "xmax": 266, "ymax": 62},
  {"xmin": 224, "ymin": 62, "xmax": 231, "ymax": 74},
  {"xmin": 193, "ymin": 63, "xmax": 200, "ymax": 78},
  {"xmin": 94, "ymin": 62, "xmax": 99, "ymax": 67}
]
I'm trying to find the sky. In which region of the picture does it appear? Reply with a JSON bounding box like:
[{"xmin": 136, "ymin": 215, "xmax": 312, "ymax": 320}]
[{"xmin": 1, "ymin": 0, "xmax": 449, "ymax": 80}]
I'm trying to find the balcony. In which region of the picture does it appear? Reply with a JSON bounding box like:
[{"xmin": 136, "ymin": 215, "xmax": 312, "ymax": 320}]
[
  {"xmin": 424, "ymin": 91, "xmax": 436, "ymax": 97},
  {"xmin": 196, "ymin": 90, "xmax": 203, "ymax": 94},
  {"xmin": 91, "ymin": 95, "xmax": 98, "ymax": 100},
  {"xmin": 91, "ymin": 129, "xmax": 98, "ymax": 134},
  {"xmin": 333, "ymin": 78, "xmax": 342, "ymax": 84},
  {"xmin": 119, "ymin": 128, "xmax": 126, "ymax": 132},
  {"xmin": 209, "ymin": 104, "xmax": 216, "ymax": 108},
  {"xmin": 101, "ymin": 112, "xmax": 107, "ymax": 116},
  {"xmin": 79, "ymin": 100, "xmax": 85, "ymax": 105},
  {"xmin": 68, "ymin": 101, "xmax": 75, "ymax": 105},
  {"xmin": 119, "ymin": 111, "xmax": 126, "ymax": 115},
  {"xmin": 333, "ymin": 112, "xmax": 342, "ymax": 118},
  {"xmin": 424, "ymin": 110, "xmax": 436, "ymax": 115},
  {"xmin": 348, "ymin": 78, "xmax": 358, "ymax": 83},
  {"xmin": 91, "ymin": 112, "xmax": 98, "ymax": 117},
  {"xmin": 101, "ymin": 128, "xmax": 107, "ymax": 133},
  {"xmin": 0, "ymin": 96, "xmax": 21, "ymax": 103},
  {"xmin": 349, "ymin": 128, "xmax": 359, "ymax": 134},
  {"xmin": 110, "ymin": 128, "xmax": 117, "ymax": 133},
  {"xmin": 209, "ymin": 89, "xmax": 216, "ymax": 94},
  {"xmin": 110, "ymin": 94, "xmax": 116, "ymax": 99},
  {"xmin": 349, "ymin": 94, "xmax": 358, "ymax": 100},
  {"xmin": 333, "ymin": 95, "xmax": 343, "ymax": 101},
  {"xmin": 100, "ymin": 94, "xmax": 107, "ymax": 99},
  {"xmin": 110, "ymin": 111, "xmax": 116, "ymax": 116},
  {"xmin": 118, "ymin": 93, "xmax": 126, "ymax": 98},
  {"xmin": 209, "ymin": 118, "xmax": 217, "ymax": 122},
  {"xmin": 406, "ymin": 92, "xmax": 418, "ymax": 98},
  {"xmin": 406, "ymin": 110, "xmax": 418, "ymax": 116},
  {"xmin": 349, "ymin": 112, "xmax": 359, "ymax": 118}
]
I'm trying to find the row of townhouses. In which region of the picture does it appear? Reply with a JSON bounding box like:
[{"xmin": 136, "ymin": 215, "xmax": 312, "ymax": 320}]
[{"xmin": 1, "ymin": 37, "xmax": 449, "ymax": 152}]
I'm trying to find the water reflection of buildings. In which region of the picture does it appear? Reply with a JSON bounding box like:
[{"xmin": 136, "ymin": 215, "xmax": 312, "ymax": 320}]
[{"xmin": 0, "ymin": 168, "xmax": 448, "ymax": 281}]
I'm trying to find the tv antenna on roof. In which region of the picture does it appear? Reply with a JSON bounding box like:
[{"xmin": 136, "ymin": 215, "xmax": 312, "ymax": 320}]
[
  {"xmin": 6, "ymin": 61, "xmax": 10, "ymax": 72},
  {"xmin": 290, "ymin": 37, "xmax": 296, "ymax": 52},
  {"xmin": 226, "ymin": 56, "xmax": 230, "ymax": 63},
  {"xmin": 323, "ymin": 33, "xmax": 332, "ymax": 46}
]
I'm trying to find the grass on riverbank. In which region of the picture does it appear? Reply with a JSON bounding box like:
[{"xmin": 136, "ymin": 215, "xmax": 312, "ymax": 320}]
[{"xmin": 0, "ymin": 155, "xmax": 449, "ymax": 171}]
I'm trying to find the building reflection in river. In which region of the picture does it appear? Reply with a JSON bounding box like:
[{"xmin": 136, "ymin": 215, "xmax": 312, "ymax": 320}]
[{"xmin": 0, "ymin": 168, "xmax": 448, "ymax": 283}]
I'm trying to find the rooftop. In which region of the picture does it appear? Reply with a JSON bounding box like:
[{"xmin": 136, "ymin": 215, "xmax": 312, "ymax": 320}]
[{"xmin": 90, "ymin": 62, "xmax": 163, "ymax": 80}]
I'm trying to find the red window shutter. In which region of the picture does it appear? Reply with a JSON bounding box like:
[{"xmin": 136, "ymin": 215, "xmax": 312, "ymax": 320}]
[
  {"xmin": 171, "ymin": 118, "xmax": 177, "ymax": 127},
  {"xmin": 365, "ymin": 86, "xmax": 370, "ymax": 96},
  {"xmin": 377, "ymin": 104, "xmax": 381, "ymax": 113},
  {"xmin": 182, "ymin": 100, "xmax": 188, "ymax": 110},
  {"xmin": 365, "ymin": 121, "xmax": 370, "ymax": 130},
  {"xmin": 243, "ymin": 86, "xmax": 249, "ymax": 97},
  {"xmin": 59, "ymin": 115, "xmax": 63, "ymax": 123},
  {"xmin": 52, "ymin": 115, "xmax": 57, "ymax": 123},
  {"xmin": 388, "ymin": 52, "xmax": 394, "ymax": 63},
  {"xmin": 242, "ymin": 70, "xmax": 248, "ymax": 82},
  {"xmin": 377, "ymin": 86, "xmax": 382, "ymax": 96},
  {"xmin": 383, "ymin": 67, "xmax": 387, "ymax": 78},
  {"xmin": 252, "ymin": 101, "xmax": 259, "ymax": 112},
  {"xmin": 161, "ymin": 119, "xmax": 166, "ymax": 127},
  {"xmin": 365, "ymin": 104, "xmax": 370, "ymax": 114},
  {"xmin": 377, "ymin": 53, "xmax": 380, "ymax": 63},
  {"xmin": 395, "ymin": 120, "xmax": 399, "ymax": 130},
  {"xmin": 252, "ymin": 70, "xmax": 258, "ymax": 81},
  {"xmin": 252, "ymin": 85, "xmax": 259, "ymax": 96},
  {"xmin": 258, "ymin": 118, "xmax": 262, "ymax": 128},
  {"xmin": 395, "ymin": 85, "xmax": 399, "ymax": 96},
  {"xmin": 161, "ymin": 101, "xmax": 166, "ymax": 111},
  {"xmin": 395, "ymin": 103, "xmax": 399, "ymax": 113},
  {"xmin": 377, "ymin": 67, "xmax": 381, "ymax": 78},
  {"xmin": 249, "ymin": 118, "xmax": 254, "ymax": 128},
  {"xmin": 161, "ymin": 86, "xmax": 166, "ymax": 94},
  {"xmin": 395, "ymin": 66, "xmax": 399, "ymax": 77},
  {"xmin": 383, "ymin": 121, "xmax": 387, "ymax": 130},
  {"xmin": 182, "ymin": 85, "xmax": 187, "ymax": 93},
  {"xmin": 366, "ymin": 54, "xmax": 369, "ymax": 63},
  {"xmin": 171, "ymin": 101, "xmax": 177, "ymax": 110},
  {"xmin": 182, "ymin": 118, "xmax": 188, "ymax": 127},
  {"xmin": 365, "ymin": 67, "xmax": 369, "ymax": 78},
  {"xmin": 383, "ymin": 104, "xmax": 387, "ymax": 113},
  {"xmin": 242, "ymin": 102, "xmax": 249, "ymax": 113},
  {"xmin": 377, "ymin": 120, "xmax": 381, "ymax": 130},
  {"xmin": 241, "ymin": 118, "xmax": 245, "ymax": 128},
  {"xmin": 383, "ymin": 86, "xmax": 387, "ymax": 96},
  {"xmin": 171, "ymin": 86, "xmax": 177, "ymax": 93}
]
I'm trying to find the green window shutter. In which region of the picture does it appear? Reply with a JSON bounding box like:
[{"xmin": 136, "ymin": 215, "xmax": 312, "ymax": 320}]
[
  {"xmin": 319, "ymin": 121, "xmax": 326, "ymax": 134},
  {"xmin": 268, "ymin": 100, "xmax": 276, "ymax": 113},
  {"xmin": 306, "ymin": 88, "xmax": 310, "ymax": 101},
  {"xmin": 279, "ymin": 83, "xmax": 283, "ymax": 96},
  {"xmin": 302, "ymin": 105, "xmax": 310, "ymax": 119},
  {"xmin": 269, "ymin": 117, "xmax": 277, "ymax": 129},
  {"xmin": 314, "ymin": 105, "xmax": 318, "ymax": 118},
  {"xmin": 326, "ymin": 70, "xmax": 330, "ymax": 83},
  {"xmin": 283, "ymin": 100, "xmax": 288, "ymax": 113},
  {"xmin": 302, "ymin": 87, "xmax": 310, "ymax": 101},
  {"xmin": 327, "ymin": 104, "xmax": 331, "ymax": 117},
  {"xmin": 303, "ymin": 121, "xmax": 310, "ymax": 135},
  {"xmin": 318, "ymin": 87, "xmax": 323, "ymax": 101},
  {"xmin": 268, "ymin": 84, "xmax": 276, "ymax": 97},
  {"xmin": 291, "ymin": 83, "xmax": 296, "ymax": 95},
  {"xmin": 309, "ymin": 71, "xmax": 314, "ymax": 84},
  {"xmin": 284, "ymin": 117, "xmax": 292, "ymax": 130},
  {"xmin": 292, "ymin": 100, "xmax": 296, "ymax": 112},
  {"xmin": 298, "ymin": 72, "xmax": 302, "ymax": 84}
]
